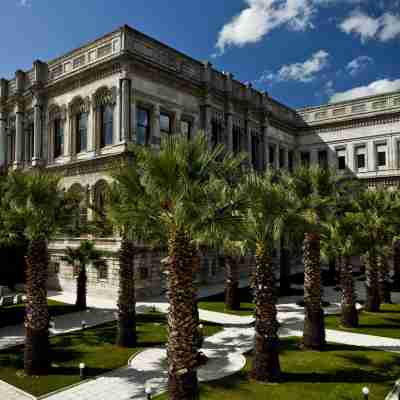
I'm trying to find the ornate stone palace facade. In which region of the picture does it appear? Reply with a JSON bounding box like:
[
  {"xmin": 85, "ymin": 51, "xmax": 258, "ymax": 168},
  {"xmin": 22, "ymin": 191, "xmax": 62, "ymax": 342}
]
[{"xmin": 1, "ymin": 25, "xmax": 399, "ymax": 298}]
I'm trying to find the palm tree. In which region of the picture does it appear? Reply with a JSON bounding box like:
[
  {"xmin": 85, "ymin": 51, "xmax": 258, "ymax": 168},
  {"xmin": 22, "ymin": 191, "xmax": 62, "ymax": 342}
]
[
  {"xmin": 321, "ymin": 216, "xmax": 359, "ymax": 328},
  {"xmin": 282, "ymin": 166, "xmax": 341, "ymax": 349},
  {"xmin": 61, "ymin": 241, "xmax": 105, "ymax": 310},
  {"xmin": 136, "ymin": 133, "xmax": 244, "ymax": 400},
  {"xmin": 1, "ymin": 170, "xmax": 77, "ymax": 375},
  {"xmin": 349, "ymin": 188, "xmax": 392, "ymax": 312},
  {"xmin": 241, "ymin": 171, "xmax": 296, "ymax": 382},
  {"xmin": 108, "ymin": 159, "xmax": 165, "ymax": 347}
]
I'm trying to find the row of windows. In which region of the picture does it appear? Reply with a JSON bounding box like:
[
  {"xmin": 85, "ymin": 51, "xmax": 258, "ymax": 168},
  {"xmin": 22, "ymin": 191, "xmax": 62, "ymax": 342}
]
[{"xmin": 301, "ymin": 145, "xmax": 389, "ymax": 171}]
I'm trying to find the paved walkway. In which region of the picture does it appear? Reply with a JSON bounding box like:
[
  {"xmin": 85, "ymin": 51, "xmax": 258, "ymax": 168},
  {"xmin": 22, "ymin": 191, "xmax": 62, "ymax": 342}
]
[{"xmin": 2, "ymin": 278, "xmax": 400, "ymax": 400}]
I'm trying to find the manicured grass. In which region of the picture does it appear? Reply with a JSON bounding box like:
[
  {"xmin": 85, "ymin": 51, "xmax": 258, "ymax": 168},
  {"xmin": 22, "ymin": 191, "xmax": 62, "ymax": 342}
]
[
  {"xmin": 156, "ymin": 337, "xmax": 400, "ymax": 400},
  {"xmin": 198, "ymin": 286, "xmax": 303, "ymax": 316},
  {"xmin": 325, "ymin": 303, "xmax": 400, "ymax": 339},
  {"xmin": 0, "ymin": 299, "xmax": 78, "ymax": 328},
  {"xmin": 0, "ymin": 312, "xmax": 222, "ymax": 396}
]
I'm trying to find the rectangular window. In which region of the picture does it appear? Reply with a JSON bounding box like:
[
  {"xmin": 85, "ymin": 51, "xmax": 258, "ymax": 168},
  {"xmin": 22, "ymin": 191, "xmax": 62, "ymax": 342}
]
[
  {"xmin": 25, "ymin": 123, "xmax": 34, "ymax": 162},
  {"xmin": 7, "ymin": 120, "xmax": 16, "ymax": 164},
  {"xmin": 233, "ymin": 125, "xmax": 241, "ymax": 154},
  {"xmin": 377, "ymin": 145, "xmax": 387, "ymax": 167},
  {"xmin": 251, "ymin": 135, "xmax": 259, "ymax": 170},
  {"xmin": 288, "ymin": 150, "xmax": 294, "ymax": 171},
  {"xmin": 355, "ymin": 146, "xmax": 366, "ymax": 170},
  {"xmin": 301, "ymin": 151, "xmax": 310, "ymax": 166},
  {"xmin": 336, "ymin": 149, "xmax": 346, "ymax": 170},
  {"xmin": 211, "ymin": 118, "xmax": 223, "ymax": 148},
  {"xmin": 269, "ymin": 145, "xmax": 275, "ymax": 166},
  {"xmin": 160, "ymin": 113, "xmax": 171, "ymax": 135},
  {"xmin": 136, "ymin": 107, "xmax": 150, "ymax": 145},
  {"xmin": 54, "ymin": 119, "xmax": 64, "ymax": 159},
  {"xmin": 318, "ymin": 150, "xmax": 328, "ymax": 168},
  {"xmin": 100, "ymin": 105, "xmax": 114, "ymax": 148},
  {"xmin": 279, "ymin": 148, "xmax": 285, "ymax": 168},
  {"xmin": 357, "ymin": 153, "xmax": 366, "ymax": 169},
  {"xmin": 76, "ymin": 113, "xmax": 88, "ymax": 153},
  {"xmin": 181, "ymin": 120, "xmax": 192, "ymax": 139}
]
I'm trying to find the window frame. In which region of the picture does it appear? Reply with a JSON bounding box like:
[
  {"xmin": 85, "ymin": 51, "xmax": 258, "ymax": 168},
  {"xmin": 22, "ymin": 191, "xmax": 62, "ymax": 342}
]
[
  {"xmin": 76, "ymin": 112, "xmax": 88, "ymax": 154},
  {"xmin": 54, "ymin": 118, "xmax": 64, "ymax": 159},
  {"xmin": 136, "ymin": 106, "xmax": 151, "ymax": 146},
  {"xmin": 160, "ymin": 112, "xmax": 172, "ymax": 136},
  {"xmin": 100, "ymin": 104, "xmax": 114, "ymax": 148}
]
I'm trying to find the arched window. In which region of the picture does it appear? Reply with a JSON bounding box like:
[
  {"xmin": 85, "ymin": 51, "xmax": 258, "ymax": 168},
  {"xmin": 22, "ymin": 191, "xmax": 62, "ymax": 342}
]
[
  {"xmin": 68, "ymin": 183, "xmax": 88, "ymax": 235},
  {"xmin": 100, "ymin": 104, "xmax": 113, "ymax": 148},
  {"xmin": 93, "ymin": 180, "xmax": 113, "ymax": 237},
  {"xmin": 54, "ymin": 118, "xmax": 64, "ymax": 159},
  {"xmin": 7, "ymin": 117, "xmax": 16, "ymax": 165},
  {"xmin": 76, "ymin": 112, "xmax": 88, "ymax": 153}
]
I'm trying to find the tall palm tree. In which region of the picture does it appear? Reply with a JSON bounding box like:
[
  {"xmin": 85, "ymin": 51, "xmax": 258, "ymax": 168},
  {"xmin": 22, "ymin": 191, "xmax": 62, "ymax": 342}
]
[
  {"xmin": 136, "ymin": 133, "xmax": 244, "ymax": 400},
  {"xmin": 282, "ymin": 166, "xmax": 341, "ymax": 349},
  {"xmin": 242, "ymin": 171, "xmax": 296, "ymax": 382},
  {"xmin": 108, "ymin": 159, "xmax": 165, "ymax": 347},
  {"xmin": 61, "ymin": 241, "xmax": 105, "ymax": 310},
  {"xmin": 1, "ymin": 170, "xmax": 77, "ymax": 375},
  {"xmin": 321, "ymin": 216, "xmax": 359, "ymax": 328},
  {"xmin": 349, "ymin": 188, "xmax": 392, "ymax": 312}
]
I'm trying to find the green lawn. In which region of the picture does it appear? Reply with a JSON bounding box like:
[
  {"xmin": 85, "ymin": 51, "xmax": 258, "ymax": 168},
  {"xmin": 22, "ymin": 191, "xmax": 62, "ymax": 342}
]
[
  {"xmin": 156, "ymin": 338, "xmax": 400, "ymax": 400},
  {"xmin": 325, "ymin": 303, "xmax": 400, "ymax": 339},
  {"xmin": 198, "ymin": 286, "xmax": 303, "ymax": 316},
  {"xmin": 0, "ymin": 312, "xmax": 222, "ymax": 396},
  {"xmin": 0, "ymin": 299, "xmax": 78, "ymax": 328}
]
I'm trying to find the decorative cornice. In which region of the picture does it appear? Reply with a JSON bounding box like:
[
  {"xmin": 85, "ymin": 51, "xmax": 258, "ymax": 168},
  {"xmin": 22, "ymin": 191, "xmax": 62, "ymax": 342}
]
[{"xmin": 300, "ymin": 111, "xmax": 400, "ymax": 135}]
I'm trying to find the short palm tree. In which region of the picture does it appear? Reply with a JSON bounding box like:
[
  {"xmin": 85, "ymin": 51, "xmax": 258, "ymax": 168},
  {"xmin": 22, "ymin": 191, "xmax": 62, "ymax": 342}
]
[
  {"xmin": 136, "ymin": 133, "xmax": 244, "ymax": 400},
  {"xmin": 108, "ymin": 158, "xmax": 165, "ymax": 347},
  {"xmin": 282, "ymin": 166, "xmax": 341, "ymax": 349},
  {"xmin": 61, "ymin": 240, "xmax": 105, "ymax": 310},
  {"xmin": 242, "ymin": 171, "xmax": 296, "ymax": 382},
  {"xmin": 1, "ymin": 170, "xmax": 77, "ymax": 375}
]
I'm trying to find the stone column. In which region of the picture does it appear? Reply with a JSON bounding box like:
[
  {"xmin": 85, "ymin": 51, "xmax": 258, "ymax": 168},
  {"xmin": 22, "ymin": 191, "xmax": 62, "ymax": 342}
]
[
  {"xmin": 274, "ymin": 143, "xmax": 279, "ymax": 169},
  {"xmin": 367, "ymin": 141, "xmax": 375, "ymax": 172},
  {"xmin": 283, "ymin": 146, "xmax": 289, "ymax": 169},
  {"xmin": 348, "ymin": 144, "xmax": 356, "ymax": 173},
  {"xmin": 0, "ymin": 110, "xmax": 7, "ymax": 167},
  {"xmin": 120, "ymin": 77, "xmax": 131, "ymax": 142},
  {"xmin": 173, "ymin": 109, "xmax": 182, "ymax": 134},
  {"xmin": 32, "ymin": 97, "xmax": 43, "ymax": 166},
  {"xmin": 14, "ymin": 104, "xmax": 24, "ymax": 168},
  {"xmin": 310, "ymin": 148, "xmax": 318, "ymax": 166},
  {"xmin": 151, "ymin": 103, "xmax": 161, "ymax": 150}
]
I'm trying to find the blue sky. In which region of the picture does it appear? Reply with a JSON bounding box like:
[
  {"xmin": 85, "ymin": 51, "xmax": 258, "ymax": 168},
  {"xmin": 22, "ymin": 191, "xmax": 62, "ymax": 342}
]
[{"xmin": 1, "ymin": 0, "xmax": 400, "ymax": 108}]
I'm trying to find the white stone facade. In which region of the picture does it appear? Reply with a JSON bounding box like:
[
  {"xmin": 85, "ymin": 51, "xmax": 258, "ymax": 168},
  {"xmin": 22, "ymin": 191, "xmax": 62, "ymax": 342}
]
[{"xmin": 0, "ymin": 25, "xmax": 399, "ymax": 297}]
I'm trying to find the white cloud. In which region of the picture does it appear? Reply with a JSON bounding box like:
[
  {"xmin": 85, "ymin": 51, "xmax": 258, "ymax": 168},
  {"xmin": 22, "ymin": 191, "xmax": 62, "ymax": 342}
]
[
  {"xmin": 346, "ymin": 55, "xmax": 373, "ymax": 76},
  {"xmin": 260, "ymin": 50, "xmax": 329, "ymax": 83},
  {"xmin": 215, "ymin": 0, "xmax": 315, "ymax": 55},
  {"xmin": 18, "ymin": 0, "xmax": 31, "ymax": 7},
  {"xmin": 330, "ymin": 79, "xmax": 400, "ymax": 103},
  {"xmin": 339, "ymin": 11, "xmax": 400, "ymax": 42},
  {"xmin": 324, "ymin": 80, "xmax": 335, "ymax": 97}
]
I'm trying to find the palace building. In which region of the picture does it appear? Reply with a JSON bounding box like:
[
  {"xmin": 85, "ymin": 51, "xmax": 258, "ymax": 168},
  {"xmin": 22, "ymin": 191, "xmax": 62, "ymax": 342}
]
[{"xmin": 0, "ymin": 25, "xmax": 399, "ymax": 298}]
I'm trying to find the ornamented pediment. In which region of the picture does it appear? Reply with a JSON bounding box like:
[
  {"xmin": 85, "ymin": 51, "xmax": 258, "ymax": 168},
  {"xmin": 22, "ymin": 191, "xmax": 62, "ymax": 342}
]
[
  {"xmin": 92, "ymin": 86, "xmax": 117, "ymax": 109},
  {"xmin": 48, "ymin": 104, "xmax": 67, "ymax": 122},
  {"xmin": 68, "ymin": 96, "xmax": 91, "ymax": 115}
]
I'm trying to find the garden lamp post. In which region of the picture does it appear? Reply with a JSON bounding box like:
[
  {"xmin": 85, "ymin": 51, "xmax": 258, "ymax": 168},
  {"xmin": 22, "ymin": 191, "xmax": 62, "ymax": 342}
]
[
  {"xmin": 362, "ymin": 387, "xmax": 369, "ymax": 400},
  {"xmin": 79, "ymin": 363, "xmax": 85, "ymax": 380},
  {"xmin": 145, "ymin": 385, "xmax": 152, "ymax": 400}
]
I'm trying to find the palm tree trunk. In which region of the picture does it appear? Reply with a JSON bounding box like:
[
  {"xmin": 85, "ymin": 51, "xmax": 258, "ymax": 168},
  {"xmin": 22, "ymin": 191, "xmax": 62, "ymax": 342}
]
[
  {"xmin": 393, "ymin": 239, "xmax": 400, "ymax": 290},
  {"xmin": 167, "ymin": 227, "xmax": 198, "ymax": 400},
  {"xmin": 116, "ymin": 237, "xmax": 136, "ymax": 347},
  {"xmin": 340, "ymin": 256, "xmax": 358, "ymax": 328},
  {"xmin": 250, "ymin": 241, "xmax": 281, "ymax": 382},
  {"xmin": 302, "ymin": 232, "xmax": 326, "ymax": 349},
  {"xmin": 365, "ymin": 252, "xmax": 381, "ymax": 312},
  {"xmin": 378, "ymin": 255, "xmax": 391, "ymax": 304},
  {"xmin": 224, "ymin": 255, "xmax": 240, "ymax": 311},
  {"xmin": 279, "ymin": 245, "xmax": 292, "ymax": 295},
  {"xmin": 75, "ymin": 267, "xmax": 87, "ymax": 310},
  {"xmin": 24, "ymin": 239, "xmax": 50, "ymax": 375}
]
